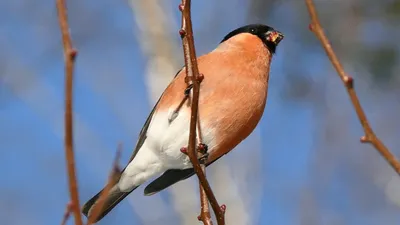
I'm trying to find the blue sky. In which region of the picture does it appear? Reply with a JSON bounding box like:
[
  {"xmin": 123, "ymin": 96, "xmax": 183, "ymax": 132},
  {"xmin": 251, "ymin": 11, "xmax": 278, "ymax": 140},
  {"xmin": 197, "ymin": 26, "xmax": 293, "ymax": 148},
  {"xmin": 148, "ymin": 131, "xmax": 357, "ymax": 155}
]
[{"xmin": 1, "ymin": 1, "xmax": 400, "ymax": 225}]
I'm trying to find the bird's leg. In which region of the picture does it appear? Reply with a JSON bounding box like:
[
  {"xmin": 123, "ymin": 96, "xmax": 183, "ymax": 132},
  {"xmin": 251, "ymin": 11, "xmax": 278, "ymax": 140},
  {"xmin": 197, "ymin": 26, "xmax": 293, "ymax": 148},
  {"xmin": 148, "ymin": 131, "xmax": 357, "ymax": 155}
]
[
  {"xmin": 193, "ymin": 74, "xmax": 207, "ymax": 164},
  {"xmin": 180, "ymin": 73, "xmax": 207, "ymax": 161},
  {"xmin": 168, "ymin": 83, "xmax": 195, "ymax": 123},
  {"xmin": 184, "ymin": 73, "xmax": 203, "ymax": 106},
  {"xmin": 184, "ymin": 73, "xmax": 203, "ymax": 96},
  {"xmin": 168, "ymin": 84, "xmax": 192, "ymax": 123},
  {"xmin": 184, "ymin": 83, "xmax": 193, "ymax": 96}
]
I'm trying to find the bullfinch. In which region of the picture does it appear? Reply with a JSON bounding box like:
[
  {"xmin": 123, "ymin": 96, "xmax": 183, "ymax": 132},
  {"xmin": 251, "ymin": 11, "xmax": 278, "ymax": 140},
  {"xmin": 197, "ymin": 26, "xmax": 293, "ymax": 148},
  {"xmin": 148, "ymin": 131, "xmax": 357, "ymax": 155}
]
[{"xmin": 82, "ymin": 23, "xmax": 284, "ymax": 222}]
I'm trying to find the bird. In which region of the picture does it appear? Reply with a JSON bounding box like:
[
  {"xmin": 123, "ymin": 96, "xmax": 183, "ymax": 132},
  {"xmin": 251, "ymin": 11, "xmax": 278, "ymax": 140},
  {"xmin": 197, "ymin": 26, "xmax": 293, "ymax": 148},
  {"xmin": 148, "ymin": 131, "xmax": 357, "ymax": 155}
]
[{"xmin": 82, "ymin": 23, "xmax": 284, "ymax": 222}]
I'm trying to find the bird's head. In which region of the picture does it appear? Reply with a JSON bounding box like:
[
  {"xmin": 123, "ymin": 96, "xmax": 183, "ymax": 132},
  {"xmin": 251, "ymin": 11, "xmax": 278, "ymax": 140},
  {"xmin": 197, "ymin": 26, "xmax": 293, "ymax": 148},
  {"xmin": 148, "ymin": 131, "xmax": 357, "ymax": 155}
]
[{"xmin": 220, "ymin": 24, "xmax": 284, "ymax": 54}]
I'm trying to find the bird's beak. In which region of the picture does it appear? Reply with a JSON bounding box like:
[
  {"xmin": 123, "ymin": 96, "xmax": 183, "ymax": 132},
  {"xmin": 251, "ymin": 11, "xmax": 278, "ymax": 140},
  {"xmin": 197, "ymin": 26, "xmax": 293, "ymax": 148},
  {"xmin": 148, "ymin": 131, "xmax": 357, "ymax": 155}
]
[{"xmin": 266, "ymin": 31, "xmax": 284, "ymax": 45}]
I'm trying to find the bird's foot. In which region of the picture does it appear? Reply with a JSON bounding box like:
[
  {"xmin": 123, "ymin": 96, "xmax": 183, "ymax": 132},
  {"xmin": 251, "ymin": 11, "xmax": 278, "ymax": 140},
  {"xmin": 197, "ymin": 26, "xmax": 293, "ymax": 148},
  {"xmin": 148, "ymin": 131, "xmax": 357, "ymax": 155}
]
[
  {"xmin": 198, "ymin": 153, "xmax": 209, "ymax": 164},
  {"xmin": 197, "ymin": 143, "xmax": 209, "ymax": 164},
  {"xmin": 184, "ymin": 83, "xmax": 193, "ymax": 96},
  {"xmin": 183, "ymin": 73, "xmax": 204, "ymax": 96},
  {"xmin": 197, "ymin": 143, "xmax": 208, "ymax": 154},
  {"xmin": 180, "ymin": 143, "xmax": 209, "ymax": 163}
]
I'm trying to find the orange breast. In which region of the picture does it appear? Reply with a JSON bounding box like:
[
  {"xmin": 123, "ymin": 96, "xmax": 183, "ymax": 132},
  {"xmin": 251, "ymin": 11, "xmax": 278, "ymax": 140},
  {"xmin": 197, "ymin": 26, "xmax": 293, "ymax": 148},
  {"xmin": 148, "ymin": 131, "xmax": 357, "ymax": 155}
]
[{"xmin": 156, "ymin": 35, "xmax": 272, "ymax": 164}]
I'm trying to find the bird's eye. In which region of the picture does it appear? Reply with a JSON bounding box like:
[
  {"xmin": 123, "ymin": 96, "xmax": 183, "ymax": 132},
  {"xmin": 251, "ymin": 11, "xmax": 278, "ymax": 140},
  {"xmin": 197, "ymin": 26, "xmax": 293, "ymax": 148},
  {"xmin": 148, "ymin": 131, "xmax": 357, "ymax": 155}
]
[{"xmin": 250, "ymin": 28, "xmax": 257, "ymax": 34}]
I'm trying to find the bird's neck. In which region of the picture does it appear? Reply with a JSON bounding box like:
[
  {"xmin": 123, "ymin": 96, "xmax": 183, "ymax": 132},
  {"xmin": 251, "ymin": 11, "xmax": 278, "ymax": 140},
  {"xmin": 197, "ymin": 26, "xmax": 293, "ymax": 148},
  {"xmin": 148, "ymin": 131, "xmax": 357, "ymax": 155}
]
[{"xmin": 216, "ymin": 40, "xmax": 272, "ymax": 80}]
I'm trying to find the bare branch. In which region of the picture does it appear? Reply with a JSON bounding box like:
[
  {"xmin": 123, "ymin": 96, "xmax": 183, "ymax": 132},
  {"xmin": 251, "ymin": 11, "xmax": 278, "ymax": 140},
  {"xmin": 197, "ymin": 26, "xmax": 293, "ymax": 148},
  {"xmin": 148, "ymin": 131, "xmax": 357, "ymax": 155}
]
[
  {"xmin": 56, "ymin": 0, "xmax": 83, "ymax": 225},
  {"xmin": 178, "ymin": 0, "xmax": 226, "ymax": 224},
  {"xmin": 305, "ymin": 0, "xmax": 400, "ymax": 174},
  {"xmin": 197, "ymin": 164, "xmax": 213, "ymax": 225},
  {"xmin": 196, "ymin": 116, "xmax": 213, "ymax": 225},
  {"xmin": 60, "ymin": 202, "xmax": 73, "ymax": 225},
  {"xmin": 86, "ymin": 144, "xmax": 123, "ymax": 225}
]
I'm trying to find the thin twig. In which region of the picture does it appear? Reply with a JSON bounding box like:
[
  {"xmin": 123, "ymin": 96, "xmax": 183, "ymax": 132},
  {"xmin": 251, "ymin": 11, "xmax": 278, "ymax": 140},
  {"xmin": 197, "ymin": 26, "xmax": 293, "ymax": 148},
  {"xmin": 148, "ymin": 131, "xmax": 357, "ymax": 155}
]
[
  {"xmin": 86, "ymin": 144, "xmax": 123, "ymax": 225},
  {"xmin": 196, "ymin": 115, "xmax": 212, "ymax": 225},
  {"xmin": 60, "ymin": 202, "xmax": 73, "ymax": 225},
  {"xmin": 178, "ymin": 1, "xmax": 226, "ymax": 224},
  {"xmin": 197, "ymin": 164, "xmax": 213, "ymax": 225},
  {"xmin": 305, "ymin": 0, "xmax": 400, "ymax": 174},
  {"xmin": 56, "ymin": 1, "xmax": 83, "ymax": 225}
]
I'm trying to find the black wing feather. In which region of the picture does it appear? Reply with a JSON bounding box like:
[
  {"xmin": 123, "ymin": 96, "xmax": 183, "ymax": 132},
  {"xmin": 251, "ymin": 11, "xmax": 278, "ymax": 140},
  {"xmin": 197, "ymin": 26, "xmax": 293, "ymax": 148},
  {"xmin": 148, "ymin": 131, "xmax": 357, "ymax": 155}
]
[
  {"xmin": 144, "ymin": 155, "xmax": 223, "ymax": 195},
  {"xmin": 127, "ymin": 67, "xmax": 183, "ymax": 163}
]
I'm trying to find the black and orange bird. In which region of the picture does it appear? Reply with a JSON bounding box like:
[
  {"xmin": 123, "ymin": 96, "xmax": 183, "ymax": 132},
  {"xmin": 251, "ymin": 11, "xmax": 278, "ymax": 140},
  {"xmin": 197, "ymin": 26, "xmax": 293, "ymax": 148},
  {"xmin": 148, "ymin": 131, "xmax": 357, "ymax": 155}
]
[{"xmin": 82, "ymin": 23, "xmax": 284, "ymax": 222}]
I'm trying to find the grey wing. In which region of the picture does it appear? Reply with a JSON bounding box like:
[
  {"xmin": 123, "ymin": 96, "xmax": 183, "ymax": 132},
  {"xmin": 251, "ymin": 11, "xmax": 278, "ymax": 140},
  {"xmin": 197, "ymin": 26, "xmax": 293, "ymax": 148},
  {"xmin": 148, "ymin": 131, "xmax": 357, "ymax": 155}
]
[
  {"xmin": 127, "ymin": 97, "xmax": 161, "ymax": 163},
  {"xmin": 144, "ymin": 169, "xmax": 194, "ymax": 196},
  {"xmin": 127, "ymin": 67, "xmax": 184, "ymax": 164},
  {"xmin": 143, "ymin": 156, "xmax": 223, "ymax": 196}
]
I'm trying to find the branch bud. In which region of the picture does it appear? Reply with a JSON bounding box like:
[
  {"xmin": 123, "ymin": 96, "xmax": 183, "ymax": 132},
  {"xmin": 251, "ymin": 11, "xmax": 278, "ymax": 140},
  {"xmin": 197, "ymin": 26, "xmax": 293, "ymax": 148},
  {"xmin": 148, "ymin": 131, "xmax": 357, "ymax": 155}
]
[
  {"xmin": 68, "ymin": 48, "xmax": 78, "ymax": 60},
  {"xmin": 308, "ymin": 23, "xmax": 314, "ymax": 31},
  {"xmin": 360, "ymin": 136, "xmax": 369, "ymax": 143},
  {"xmin": 180, "ymin": 147, "xmax": 188, "ymax": 154},
  {"xmin": 179, "ymin": 29, "xmax": 186, "ymax": 38},
  {"xmin": 220, "ymin": 204, "xmax": 226, "ymax": 213},
  {"xmin": 344, "ymin": 76, "xmax": 354, "ymax": 89},
  {"xmin": 178, "ymin": 4, "xmax": 184, "ymax": 12}
]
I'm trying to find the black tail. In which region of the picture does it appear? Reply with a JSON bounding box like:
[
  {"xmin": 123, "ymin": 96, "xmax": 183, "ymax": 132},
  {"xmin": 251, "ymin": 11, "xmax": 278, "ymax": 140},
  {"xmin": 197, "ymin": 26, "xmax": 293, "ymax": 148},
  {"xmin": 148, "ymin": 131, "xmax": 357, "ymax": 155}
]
[{"xmin": 82, "ymin": 185, "xmax": 138, "ymax": 223}]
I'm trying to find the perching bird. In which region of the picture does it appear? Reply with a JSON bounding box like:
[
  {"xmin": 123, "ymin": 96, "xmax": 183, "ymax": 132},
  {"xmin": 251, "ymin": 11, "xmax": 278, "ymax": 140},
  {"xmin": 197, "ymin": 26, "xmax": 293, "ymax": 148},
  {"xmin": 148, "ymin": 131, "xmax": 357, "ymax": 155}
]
[{"xmin": 82, "ymin": 23, "xmax": 284, "ymax": 222}]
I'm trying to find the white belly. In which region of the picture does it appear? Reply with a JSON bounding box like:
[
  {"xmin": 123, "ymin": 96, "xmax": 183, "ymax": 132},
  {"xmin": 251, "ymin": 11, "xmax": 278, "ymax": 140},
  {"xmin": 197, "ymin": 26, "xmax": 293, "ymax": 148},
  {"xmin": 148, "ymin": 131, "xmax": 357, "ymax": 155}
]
[
  {"xmin": 118, "ymin": 106, "xmax": 216, "ymax": 192},
  {"xmin": 146, "ymin": 107, "xmax": 217, "ymax": 169}
]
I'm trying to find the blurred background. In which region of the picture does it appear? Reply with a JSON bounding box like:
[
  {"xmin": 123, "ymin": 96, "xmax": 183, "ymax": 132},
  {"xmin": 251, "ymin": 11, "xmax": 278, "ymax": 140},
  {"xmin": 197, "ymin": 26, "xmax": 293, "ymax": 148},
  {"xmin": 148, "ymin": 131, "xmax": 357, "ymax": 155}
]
[{"xmin": 1, "ymin": 0, "xmax": 400, "ymax": 224}]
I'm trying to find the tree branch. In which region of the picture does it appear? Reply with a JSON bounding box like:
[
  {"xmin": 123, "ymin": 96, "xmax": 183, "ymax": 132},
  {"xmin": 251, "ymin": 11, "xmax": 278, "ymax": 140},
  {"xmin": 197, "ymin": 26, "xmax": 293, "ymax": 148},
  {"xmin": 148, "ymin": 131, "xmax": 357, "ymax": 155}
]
[
  {"xmin": 178, "ymin": 1, "xmax": 226, "ymax": 224},
  {"xmin": 196, "ymin": 115, "xmax": 213, "ymax": 225},
  {"xmin": 56, "ymin": 1, "xmax": 83, "ymax": 225},
  {"xmin": 197, "ymin": 164, "xmax": 213, "ymax": 225},
  {"xmin": 305, "ymin": 0, "xmax": 400, "ymax": 174},
  {"xmin": 86, "ymin": 144, "xmax": 123, "ymax": 225},
  {"xmin": 60, "ymin": 202, "xmax": 73, "ymax": 225}
]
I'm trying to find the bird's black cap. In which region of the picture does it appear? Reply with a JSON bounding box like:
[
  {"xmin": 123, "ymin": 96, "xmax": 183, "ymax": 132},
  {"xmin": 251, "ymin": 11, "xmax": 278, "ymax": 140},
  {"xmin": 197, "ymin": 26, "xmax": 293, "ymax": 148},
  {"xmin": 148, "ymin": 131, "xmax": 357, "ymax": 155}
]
[{"xmin": 220, "ymin": 24, "xmax": 284, "ymax": 54}]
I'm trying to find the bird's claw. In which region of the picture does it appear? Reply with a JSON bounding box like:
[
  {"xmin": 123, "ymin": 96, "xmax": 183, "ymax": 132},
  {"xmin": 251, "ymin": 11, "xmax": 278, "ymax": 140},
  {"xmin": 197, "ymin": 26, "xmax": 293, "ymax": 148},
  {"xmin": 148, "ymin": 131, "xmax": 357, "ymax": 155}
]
[
  {"xmin": 197, "ymin": 143, "xmax": 208, "ymax": 154},
  {"xmin": 184, "ymin": 73, "xmax": 204, "ymax": 96},
  {"xmin": 197, "ymin": 143, "xmax": 209, "ymax": 164},
  {"xmin": 181, "ymin": 143, "xmax": 208, "ymax": 163},
  {"xmin": 198, "ymin": 153, "xmax": 209, "ymax": 164},
  {"xmin": 184, "ymin": 84, "xmax": 193, "ymax": 96}
]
